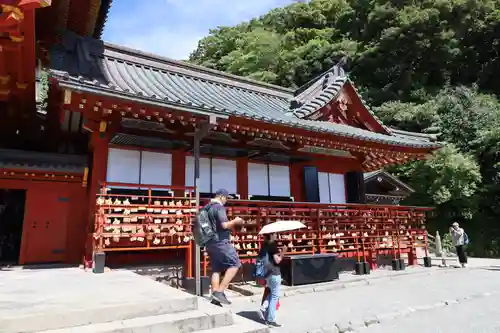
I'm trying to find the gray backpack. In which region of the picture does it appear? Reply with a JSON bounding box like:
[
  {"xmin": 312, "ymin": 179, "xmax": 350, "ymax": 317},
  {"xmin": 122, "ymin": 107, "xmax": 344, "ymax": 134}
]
[{"xmin": 193, "ymin": 204, "xmax": 219, "ymax": 246}]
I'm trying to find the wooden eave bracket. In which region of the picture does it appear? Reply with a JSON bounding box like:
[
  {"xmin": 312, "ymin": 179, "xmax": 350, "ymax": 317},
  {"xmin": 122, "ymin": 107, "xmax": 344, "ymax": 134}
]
[
  {"xmin": 63, "ymin": 89, "xmax": 72, "ymax": 104},
  {"xmin": 0, "ymin": 75, "xmax": 11, "ymax": 85},
  {"xmin": 1, "ymin": 168, "xmax": 83, "ymax": 182},
  {"xmin": 0, "ymin": 5, "xmax": 24, "ymax": 21},
  {"xmin": 82, "ymin": 167, "xmax": 89, "ymax": 187},
  {"xmin": 17, "ymin": 0, "xmax": 52, "ymax": 10}
]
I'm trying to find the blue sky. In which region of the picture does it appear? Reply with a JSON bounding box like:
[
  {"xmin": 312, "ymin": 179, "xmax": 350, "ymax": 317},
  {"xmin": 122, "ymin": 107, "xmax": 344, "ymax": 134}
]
[{"xmin": 102, "ymin": 0, "xmax": 295, "ymax": 60}]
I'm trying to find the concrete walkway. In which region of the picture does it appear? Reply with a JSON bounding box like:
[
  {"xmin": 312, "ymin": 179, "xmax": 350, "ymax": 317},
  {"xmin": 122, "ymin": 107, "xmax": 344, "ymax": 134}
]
[
  {"xmin": 0, "ymin": 267, "xmax": 271, "ymax": 333},
  {"xmin": 229, "ymin": 262, "xmax": 500, "ymax": 332},
  {"xmin": 358, "ymin": 286, "xmax": 500, "ymax": 333},
  {"xmin": 0, "ymin": 268, "xmax": 198, "ymax": 332},
  {"xmin": 0, "ymin": 268, "xmax": 189, "ymax": 317},
  {"xmin": 1, "ymin": 257, "xmax": 499, "ymax": 332}
]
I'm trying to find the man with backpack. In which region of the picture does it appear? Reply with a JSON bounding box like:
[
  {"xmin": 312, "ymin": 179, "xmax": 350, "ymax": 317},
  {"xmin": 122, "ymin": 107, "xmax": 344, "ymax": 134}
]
[
  {"xmin": 195, "ymin": 189, "xmax": 244, "ymax": 305},
  {"xmin": 449, "ymin": 222, "xmax": 468, "ymax": 268}
]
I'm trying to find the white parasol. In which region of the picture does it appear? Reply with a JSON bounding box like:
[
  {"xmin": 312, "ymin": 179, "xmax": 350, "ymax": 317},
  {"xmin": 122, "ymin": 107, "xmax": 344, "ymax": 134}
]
[{"xmin": 258, "ymin": 220, "xmax": 306, "ymax": 235}]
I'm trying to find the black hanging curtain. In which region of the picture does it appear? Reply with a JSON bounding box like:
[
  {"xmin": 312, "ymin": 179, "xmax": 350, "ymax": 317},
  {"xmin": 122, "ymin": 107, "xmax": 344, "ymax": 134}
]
[{"xmin": 345, "ymin": 171, "xmax": 366, "ymax": 204}]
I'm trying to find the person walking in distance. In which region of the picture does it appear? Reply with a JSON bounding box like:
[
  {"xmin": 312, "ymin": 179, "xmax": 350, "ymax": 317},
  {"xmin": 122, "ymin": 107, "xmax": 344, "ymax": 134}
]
[
  {"xmin": 204, "ymin": 189, "xmax": 244, "ymax": 305},
  {"xmin": 449, "ymin": 222, "xmax": 468, "ymax": 268}
]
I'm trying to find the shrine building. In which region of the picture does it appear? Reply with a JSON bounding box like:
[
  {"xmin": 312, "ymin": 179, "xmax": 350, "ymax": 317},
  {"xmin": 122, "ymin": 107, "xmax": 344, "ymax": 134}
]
[{"xmin": 0, "ymin": 1, "xmax": 438, "ymax": 274}]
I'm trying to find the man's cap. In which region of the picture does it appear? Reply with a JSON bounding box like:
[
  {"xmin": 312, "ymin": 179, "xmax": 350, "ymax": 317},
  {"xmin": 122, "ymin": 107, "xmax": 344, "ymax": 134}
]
[
  {"xmin": 214, "ymin": 189, "xmax": 233, "ymax": 198},
  {"xmin": 452, "ymin": 222, "xmax": 459, "ymax": 227}
]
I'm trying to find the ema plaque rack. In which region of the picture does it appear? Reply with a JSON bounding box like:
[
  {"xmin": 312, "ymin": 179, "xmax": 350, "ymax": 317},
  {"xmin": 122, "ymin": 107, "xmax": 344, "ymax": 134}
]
[
  {"xmin": 93, "ymin": 182, "xmax": 196, "ymax": 276},
  {"xmin": 199, "ymin": 200, "xmax": 430, "ymax": 276}
]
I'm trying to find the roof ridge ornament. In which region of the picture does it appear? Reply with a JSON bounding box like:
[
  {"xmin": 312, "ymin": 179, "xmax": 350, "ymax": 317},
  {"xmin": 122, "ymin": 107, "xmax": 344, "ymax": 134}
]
[
  {"xmin": 293, "ymin": 56, "xmax": 348, "ymax": 97},
  {"xmin": 337, "ymin": 56, "xmax": 348, "ymax": 70}
]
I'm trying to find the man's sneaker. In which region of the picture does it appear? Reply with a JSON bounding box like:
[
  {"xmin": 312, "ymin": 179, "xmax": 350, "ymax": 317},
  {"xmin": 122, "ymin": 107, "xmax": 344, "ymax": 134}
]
[
  {"xmin": 266, "ymin": 321, "xmax": 282, "ymax": 328},
  {"xmin": 212, "ymin": 291, "xmax": 231, "ymax": 305}
]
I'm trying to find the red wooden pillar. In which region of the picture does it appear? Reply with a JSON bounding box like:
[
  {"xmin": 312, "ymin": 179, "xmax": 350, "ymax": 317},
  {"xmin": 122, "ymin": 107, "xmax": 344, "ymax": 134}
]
[
  {"xmin": 408, "ymin": 234, "xmax": 416, "ymax": 266},
  {"xmin": 290, "ymin": 162, "xmax": 304, "ymax": 202},
  {"xmin": 20, "ymin": 7, "xmax": 36, "ymax": 113},
  {"xmin": 171, "ymin": 149, "xmax": 186, "ymax": 194},
  {"xmin": 236, "ymin": 157, "xmax": 248, "ymax": 199},
  {"xmin": 171, "ymin": 150, "xmax": 192, "ymax": 277},
  {"xmin": 84, "ymin": 129, "xmax": 110, "ymax": 262}
]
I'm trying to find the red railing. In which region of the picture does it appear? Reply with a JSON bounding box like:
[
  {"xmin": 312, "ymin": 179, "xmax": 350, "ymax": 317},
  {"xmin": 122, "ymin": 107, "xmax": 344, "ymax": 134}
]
[
  {"xmin": 92, "ymin": 184, "xmax": 431, "ymax": 278},
  {"xmin": 201, "ymin": 199, "xmax": 432, "ymax": 275},
  {"xmin": 94, "ymin": 182, "xmax": 195, "ymax": 276}
]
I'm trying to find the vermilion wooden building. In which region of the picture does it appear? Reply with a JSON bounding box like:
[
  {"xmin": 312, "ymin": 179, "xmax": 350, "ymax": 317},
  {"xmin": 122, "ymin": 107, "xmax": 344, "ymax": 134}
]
[
  {"xmin": 0, "ymin": 0, "xmax": 111, "ymax": 265},
  {"xmin": 0, "ymin": 1, "xmax": 438, "ymax": 272}
]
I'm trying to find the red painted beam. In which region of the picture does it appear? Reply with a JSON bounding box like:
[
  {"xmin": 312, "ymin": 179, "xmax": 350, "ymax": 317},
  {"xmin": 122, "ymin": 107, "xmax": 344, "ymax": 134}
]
[
  {"xmin": 19, "ymin": 7, "xmax": 36, "ymax": 106},
  {"xmin": 67, "ymin": 0, "xmax": 91, "ymax": 36}
]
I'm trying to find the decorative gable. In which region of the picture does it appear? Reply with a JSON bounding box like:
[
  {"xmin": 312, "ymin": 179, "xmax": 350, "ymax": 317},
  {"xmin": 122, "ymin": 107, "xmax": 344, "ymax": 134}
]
[{"xmin": 286, "ymin": 58, "xmax": 390, "ymax": 135}]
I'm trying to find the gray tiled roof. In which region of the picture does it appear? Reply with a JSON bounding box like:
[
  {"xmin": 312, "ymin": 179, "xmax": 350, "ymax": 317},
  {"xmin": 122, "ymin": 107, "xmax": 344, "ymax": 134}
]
[
  {"xmin": 283, "ymin": 57, "xmax": 391, "ymax": 135},
  {"xmin": 286, "ymin": 73, "xmax": 347, "ymax": 118},
  {"xmin": 286, "ymin": 70, "xmax": 392, "ymax": 135},
  {"xmin": 391, "ymin": 129, "xmax": 439, "ymax": 142},
  {"xmin": 48, "ymin": 33, "xmax": 440, "ymax": 149}
]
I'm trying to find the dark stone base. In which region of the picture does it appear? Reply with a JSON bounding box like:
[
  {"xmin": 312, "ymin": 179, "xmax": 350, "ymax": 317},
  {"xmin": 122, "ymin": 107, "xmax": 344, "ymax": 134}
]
[
  {"xmin": 354, "ymin": 262, "xmax": 364, "ymax": 275},
  {"xmin": 376, "ymin": 254, "xmax": 392, "ymax": 267},
  {"xmin": 92, "ymin": 252, "xmax": 106, "ymax": 274},
  {"xmin": 363, "ymin": 261, "xmax": 371, "ymax": 275},
  {"xmin": 391, "ymin": 259, "xmax": 401, "ymax": 271},
  {"xmin": 398, "ymin": 258, "xmax": 406, "ymax": 271},
  {"xmin": 281, "ymin": 254, "xmax": 339, "ymax": 286},
  {"xmin": 337, "ymin": 256, "xmax": 357, "ymax": 272},
  {"xmin": 183, "ymin": 276, "xmax": 210, "ymax": 296},
  {"xmin": 423, "ymin": 256, "xmax": 432, "ymax": 267}
]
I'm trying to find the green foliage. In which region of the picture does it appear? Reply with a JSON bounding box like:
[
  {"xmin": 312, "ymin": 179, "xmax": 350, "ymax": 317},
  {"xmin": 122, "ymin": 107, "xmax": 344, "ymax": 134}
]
[
  {"xmin": 399, "ymin": 145, "xmax": 481, "ymax": 225},
  {"xmin": 189, "ymin": 0, "xmax": 500, "ymax": 256},
  {"xmin": 372, "ymin": 100, "xmax": 438, "ymax": 133},
  {"xmin": 190, "ymin": 0, "xmax": 500, "ymax": 102},
  {"xmin": 441, "ymin": 233, "xmax": 454, "ymax": 254}
]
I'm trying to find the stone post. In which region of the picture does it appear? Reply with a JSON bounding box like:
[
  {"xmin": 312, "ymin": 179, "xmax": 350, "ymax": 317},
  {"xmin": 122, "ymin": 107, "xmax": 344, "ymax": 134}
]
[{"xmin": 435, "ymin": 231, "xmax": 446, "ymax": 267}]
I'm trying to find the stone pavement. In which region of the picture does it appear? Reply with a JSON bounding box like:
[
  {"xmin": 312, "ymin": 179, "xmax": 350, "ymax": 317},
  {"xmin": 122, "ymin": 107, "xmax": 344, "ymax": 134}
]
[
  {"xmin": 358, "ymin": 291, "xmax": 500, "ymax": 333},
  {"xmin": 229, "ymin": 262, "xmax": 500, "ymax": 333},
  {"xmin": 0, "ymin": 267, "xmax": 270, "ymax": 333},
  {"xmin": 0, "ymin": 268, "xmax": 190, "ymax": 319},
  {"xmin": 1, "ymin": 258, "xmax": 498, "ymax": 333},
  {"xmin": 0, "ymin": 268, "xmax": 199, "ymax": 332}
]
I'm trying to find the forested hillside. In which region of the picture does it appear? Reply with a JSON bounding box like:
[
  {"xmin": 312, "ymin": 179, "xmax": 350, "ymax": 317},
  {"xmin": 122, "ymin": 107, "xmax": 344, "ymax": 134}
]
[{"xmin": 190, "ymin": 0, "xmax": 500, "ymax": 256}]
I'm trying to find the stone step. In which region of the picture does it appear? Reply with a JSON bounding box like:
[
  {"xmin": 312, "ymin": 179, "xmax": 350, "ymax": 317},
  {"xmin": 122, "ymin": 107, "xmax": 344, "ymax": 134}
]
[
  {"xmin": 198, "ymin": 313, "xmax": 270, "ymax": 333},
  {"xmin": 0, "ymin": 294, "xmax": 198, "ymax": 333},
  {"xmin": 36, "ymin": 301, "xmax": 233, "ymax": 333}
]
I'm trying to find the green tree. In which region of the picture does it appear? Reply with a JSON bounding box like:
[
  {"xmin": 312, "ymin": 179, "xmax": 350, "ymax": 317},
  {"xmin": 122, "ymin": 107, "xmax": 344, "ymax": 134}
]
[
  {"xmin": 190, "ymin": 0, "xmax": 500, "ymax": 104},
  {"xmin": 372, "ymin": 100, "xmax": 438, "ymax": 133},
  {"xmin": 189, "ymin": 0, "xmax": 500, "ymax": 256},
  {"xmin": 396, "ymin": 145, "xmax": 481, "ymax": 229},
  {"xmin": 434, "ymin": 86, "xmax": 500, "ymax": 153},
  {"xmin": 387, "ymin": 87, "xmax": 500, "ymax": 255}
]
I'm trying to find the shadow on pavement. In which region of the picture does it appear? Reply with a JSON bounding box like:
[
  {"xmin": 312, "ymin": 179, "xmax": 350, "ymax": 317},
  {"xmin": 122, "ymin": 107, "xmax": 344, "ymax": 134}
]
[
  {"xmin": 236, "ymin": 310, "xmax": 265, "ymax": 324},
  {"xmin": 480, "ymin": 265, "xmax": 500, "ymax": 272},
  {"xmin": 0, "ymin": 263, "xmax": 76, "ymax": 271}
]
